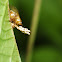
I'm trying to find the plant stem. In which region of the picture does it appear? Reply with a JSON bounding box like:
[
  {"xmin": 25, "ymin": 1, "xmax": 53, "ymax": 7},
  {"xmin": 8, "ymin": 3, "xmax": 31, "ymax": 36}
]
[{"xmin": 26, "ymin": 0, "xmax": 42, "ymax": 62}]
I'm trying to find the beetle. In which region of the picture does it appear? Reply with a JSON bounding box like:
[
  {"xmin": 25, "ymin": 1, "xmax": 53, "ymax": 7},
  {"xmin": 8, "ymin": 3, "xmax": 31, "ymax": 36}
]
[
  {"xmin": 9, "ymin": 7, "xmax": 30, "ymax": 35},
  {"xmin": 9, "ymin": 9, "xmax": 22, "ymax": 26}
]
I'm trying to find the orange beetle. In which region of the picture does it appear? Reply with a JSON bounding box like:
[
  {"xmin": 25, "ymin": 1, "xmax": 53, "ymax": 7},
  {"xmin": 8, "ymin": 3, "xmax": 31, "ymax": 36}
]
[
  {"xmin": 9, "ymin": 8, "xmax": 22, "ymax": 26},
  {"xmin": 9, "ymin": 7, "xmax": 30, "ymax": 35}
]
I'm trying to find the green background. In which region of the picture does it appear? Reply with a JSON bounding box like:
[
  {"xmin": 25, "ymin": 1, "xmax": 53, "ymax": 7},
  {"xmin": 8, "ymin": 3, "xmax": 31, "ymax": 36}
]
[{"xmin": 9, "ymin": 0, "xmax": 62, "ymax": 62}]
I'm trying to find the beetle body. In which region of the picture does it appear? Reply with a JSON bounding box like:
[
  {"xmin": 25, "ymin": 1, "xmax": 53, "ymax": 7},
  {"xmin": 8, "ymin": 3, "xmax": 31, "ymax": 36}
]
[{"xmin": 10, "ymin": 9, "xmax": 22, "ymax": 26}]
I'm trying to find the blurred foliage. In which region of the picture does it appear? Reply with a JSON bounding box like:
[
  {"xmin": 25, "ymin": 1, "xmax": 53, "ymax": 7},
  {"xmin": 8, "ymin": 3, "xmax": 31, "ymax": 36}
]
[
  {"xmin": 9, "ymin": 0, "xmax": 62, "ymax": 62},
  {"xmin": 32, "ymin": 46, "xmax": 62, "ymax": 62},
  {"xmin": 36, "ymin": 0, "xmax": 62, "ymax": 46}
]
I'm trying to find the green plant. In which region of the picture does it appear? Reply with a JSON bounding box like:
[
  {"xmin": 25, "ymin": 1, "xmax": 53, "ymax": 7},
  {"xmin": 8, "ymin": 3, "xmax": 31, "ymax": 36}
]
[{"xmin": 0, "ymin": 0, "xmax": 21, "ymax": 62}]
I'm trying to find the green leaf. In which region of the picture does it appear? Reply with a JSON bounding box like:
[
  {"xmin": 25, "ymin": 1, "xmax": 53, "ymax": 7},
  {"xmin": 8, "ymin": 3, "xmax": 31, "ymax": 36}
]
[{"xmin": 0, "ymin": 0, "xmax": 21, "ymax": 62}]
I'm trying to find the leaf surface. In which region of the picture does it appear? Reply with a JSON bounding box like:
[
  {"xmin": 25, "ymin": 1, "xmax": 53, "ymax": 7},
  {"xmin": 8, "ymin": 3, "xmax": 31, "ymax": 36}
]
[{"xmin": 0, "ymin": 0, "xmax": 21, "ymax": 62}]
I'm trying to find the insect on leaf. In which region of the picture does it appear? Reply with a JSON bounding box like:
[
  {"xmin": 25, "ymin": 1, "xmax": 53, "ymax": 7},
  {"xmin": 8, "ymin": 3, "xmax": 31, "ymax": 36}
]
[{"xmin": 0, "ymin": 0, "xmax": 21, "ymax": 62}]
